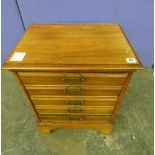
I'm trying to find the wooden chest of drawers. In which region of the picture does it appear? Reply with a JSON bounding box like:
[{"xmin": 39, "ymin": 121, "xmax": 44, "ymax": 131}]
[{"xmin": 2, "ymin": 24, "xmax": 143, "ymax": 134}]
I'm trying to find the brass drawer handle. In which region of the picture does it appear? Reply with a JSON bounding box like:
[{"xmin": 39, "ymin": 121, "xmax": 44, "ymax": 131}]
[
  {"xmin": 64, "ymin": 86, "xmax": 84, "ymax": 95},
  {"xmin": 68, "ymin": 107, "xmax": 82, "ymax": 113},
  {"xmin": 65, "ymin": 100, "xmax": 84, "ymax": 105},
  {"xmin": 68, "ymin": 116, "xmax": 83, "ymax": 120},
  {"xmin": 62, "ymin": 73, "xmax": 85, "ymax": 83}
]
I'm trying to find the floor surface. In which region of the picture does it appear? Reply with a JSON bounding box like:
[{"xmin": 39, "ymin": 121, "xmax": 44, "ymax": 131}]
[{"xmin": 2, "ymin": 68, "xmax": 154, "ymax": 155}]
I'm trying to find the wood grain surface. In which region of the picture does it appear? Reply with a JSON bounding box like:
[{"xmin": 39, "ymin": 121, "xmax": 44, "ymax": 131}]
[
  {"xmin": 18, "ymin": 72, "xmax": 128, "ymax": 85},
  {"xmin": 2, "ymin": 24, "xmax": 144, "ymax": 134},
  {"xmin": 31, "ymin": 95, "xmax": 118, "ymax": 106},
  {"xmin": 2, "ymin": 24, "xmax": 143, "ymax": 71}
]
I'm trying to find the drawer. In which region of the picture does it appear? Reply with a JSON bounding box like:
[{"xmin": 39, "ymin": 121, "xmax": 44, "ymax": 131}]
[
  {"xmin": 31, "ymin": 96, "xmax": 118, "ymax": 106},
  {"xmin": 39, "ymin": 114, "xmax": 112, "ymax": 122},
  {"xmin": 18, "ymin": 72, "xmax": 128, "ymax": 86},
  {"xmin": 26, "ymin": 85, "xmax": 122, "ymax": 96},
  {"xmin": 35, "ymin": 105, "xmax": 114, "ymax": 115}
]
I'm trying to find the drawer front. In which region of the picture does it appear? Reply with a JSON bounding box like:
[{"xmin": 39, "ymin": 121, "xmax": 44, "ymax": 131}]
[
  {"xmin": 26, "ymin": 85, "xmax": 122, "ymax": 96},
  {"xmin": 39, "ymin": 114, "xmax": 112, "ymax": 122},
  {"xmin": 18, "ymin": 72, "xmax": 128, "ymax": 86},
  {"xmin": 35, "ymin": 105, "xmax": 114, "ymax": 115},
  {"xmin": 31, "ymin": 96, "xmax": 118, "ymax": 106}
]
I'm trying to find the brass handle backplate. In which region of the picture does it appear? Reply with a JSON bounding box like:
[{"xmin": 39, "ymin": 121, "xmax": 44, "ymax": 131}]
[
  {"xmin": 68, "ymin": 106, "xmax": 82, "ymax": 113},
  {"xmin": 65, "ymin": 100, "xmax": 84, "ymax": 105},
  {"xmin": 64, "ymin": 86, "xmax": 84, "ymax": 95},
  {"xmin": 62, "ymin": 73, "xmax": 85, "ymax": 83},
  {"xmin": 68, "ymin": 116, "xmax": 83, "ymax": 120}
]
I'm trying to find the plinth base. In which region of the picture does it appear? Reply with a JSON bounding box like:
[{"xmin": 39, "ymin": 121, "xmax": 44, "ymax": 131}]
[{"xmin": 37, "ymin": 121, "xmax": 113, "ymax": 135}]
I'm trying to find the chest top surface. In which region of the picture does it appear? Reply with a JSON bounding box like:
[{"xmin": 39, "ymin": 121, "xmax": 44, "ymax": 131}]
[{"xmin": 2, "ymin": 24, "xmax": 143, "ymax": 71}]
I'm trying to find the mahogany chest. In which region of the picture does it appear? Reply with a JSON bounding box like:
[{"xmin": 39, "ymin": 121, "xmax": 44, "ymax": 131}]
[{"xmin": 2, "ymin": 24, "xmax": 143, "ymax": 134}]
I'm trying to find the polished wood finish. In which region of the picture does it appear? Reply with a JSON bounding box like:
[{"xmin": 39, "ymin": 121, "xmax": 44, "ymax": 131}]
[
  {"xmin": 37, "ymin": 121, "xmax": 113, "ymax": 134},
  {"xmin": 2, "ymin": 24, "xmax": 143, "ymax": 71},
  {"xmin": 31, "ymin": 96, "xmax": 118, "ymax": 106},
  {"xmin": 111, "ymin": 72, "xmax": 133, "ymax": 120},
  {"xmin": 35, "ymin": 105, "xmax": 114, "ymax": 115},
  {"xmin": 2, "ymin": 24, "xmax": 143, "ymax": 134},
  {"xmin": 39, "ymin": 115, "xmax": 112, "ymax": 122},
  {"xmin": 12, "ymin": 72, "xmax": 40, "ymax": 122},
  {"xmin": 26, "ymin": 85, "xmax": 122, "ymax": 96},
  {"xmin": 18, "ymin": 72, "xmax": 128, "ymax": 85}
]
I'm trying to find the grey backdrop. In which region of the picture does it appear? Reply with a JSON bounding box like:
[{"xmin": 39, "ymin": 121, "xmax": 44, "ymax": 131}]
[{"xmin": 2, "ymin": 0, "xmax": 154, "ymax": 66}]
